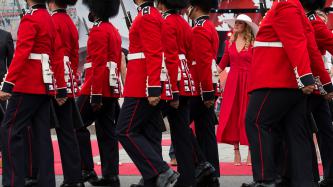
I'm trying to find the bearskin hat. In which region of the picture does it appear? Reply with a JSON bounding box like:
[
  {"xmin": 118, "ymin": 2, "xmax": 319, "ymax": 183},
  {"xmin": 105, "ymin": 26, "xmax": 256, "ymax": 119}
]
[
  {"xmin": 190, "ymin": 0, "xmax": 218, "ymax": 12},
  {"xmin": 83, "ymin": 0, "xmax": 120, "ymax": 20},
  {"xmin": 47, "ymin": 0, "xmax": 78, "ymax": 6},
  {"xmin": 34, "ymin": 0, "xmax": 48, "ymax": 4},
  {"xmin": 300, "ymin": 0, "xmax": 326, "ymax": 11},
  {"xmin": 158, "ymin": 0, "xmax": 190, "ymax": 9}
]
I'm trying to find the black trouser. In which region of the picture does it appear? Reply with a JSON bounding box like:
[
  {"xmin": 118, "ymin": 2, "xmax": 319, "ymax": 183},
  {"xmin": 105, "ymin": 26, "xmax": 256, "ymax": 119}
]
[
  {"xmin": 309, "ymin": 95, "xmax": 333, "ymax": 180},
  {"xmin": 116, "ymin": 98, "xmax": 169, "ymax": 181},
  {"xmin": 246, "ymin": 89, "xmax": 313, "ymax": 187},
  {"xmin": 190, "ymin": 96, "xmax": 220, "ymax": 177},
  {"xmin": 1, "ymin": 93, "xmax": 55, "ymax": 187},
  {"xmin": 53, "ymin": 98, "xmax": 82, "ymax": 183},
  {"xmin": 161, "ymin": 97, "xmax": 195, "ymax": 186},
  {"xmin": 76, "ymin": 95, "xmax": 119, "ymax": 177}
]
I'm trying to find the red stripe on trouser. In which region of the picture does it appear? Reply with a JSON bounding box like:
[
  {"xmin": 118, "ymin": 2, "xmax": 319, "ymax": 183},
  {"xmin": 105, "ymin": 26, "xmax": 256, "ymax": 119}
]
[
  {"xmin": 125, "ymin": 99, "xmax": 159, "ymax": 175},
  {"xmin": 255, "ymin": 91, "xmax": 270, "ymax": 181},
  {"xmin": 8, "ymin": 96, "xmax": 23, "ymax": 187}
]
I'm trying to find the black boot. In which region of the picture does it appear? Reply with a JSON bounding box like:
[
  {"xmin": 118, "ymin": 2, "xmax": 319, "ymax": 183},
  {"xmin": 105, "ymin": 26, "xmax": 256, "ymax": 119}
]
[
  {"xmin": 25, "ymin": 177, "xmax": 38, "ymax": 187},
  {"xmin": 60, "ymin": 182, "xmax": 85, "ymax": 187},
  {"xmin": 319, "ymin": 179, "xmax": 333, "ymax": 187},
  {"xmin": 195, "ymin": 162, "xmax": 216, "ymax": 184},
  {"xmin": 82, "ymin": 170, "xmax": 98, "ymax": 183},
  {"xmin": 130, "ymin": 178, "xmax": 144, "ymax": 187},
  {"xmin": 89, "ymin": 175, "xmax": 120, "ymax": 187},
  {"xmin": 156, "ymin": 168, "xmax": 180, "ymax": 187},
  {"xmin": 241, "ymin": 182, "xmax": 276, "ymax": 187}
]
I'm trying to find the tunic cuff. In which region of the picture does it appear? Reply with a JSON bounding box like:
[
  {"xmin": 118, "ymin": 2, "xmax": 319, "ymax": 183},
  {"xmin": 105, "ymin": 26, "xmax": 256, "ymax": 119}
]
[
  {"xmin": 148, "ymin": 86, "xmax": 161, "ymax": 97},
  {"xmin": 2, "ymin": 81, "xmax": 14, "ymax": 94}
]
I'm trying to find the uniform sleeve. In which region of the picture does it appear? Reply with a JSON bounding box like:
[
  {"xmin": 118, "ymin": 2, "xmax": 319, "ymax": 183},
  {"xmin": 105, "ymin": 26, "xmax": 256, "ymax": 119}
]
[
  {"xmin": 2, "ymin": 16, "xmax": 37, "ymax": 93},
  {"xmin": 272, "ymin": 2, "xmax": 315, "ymax": 88},
  {"xmin": 140, "ymin": 15, "xmax": 163, "ymax": 97},
  {"xmin": 51, "ymin": 21, "xmax": 67, "ymax": 98},
  {"xmin": 218, "ymin": 40, "xmax": 230, "ymax": 71},
  {"xmin": 192, "ymin": 26, "xmax": 215, "ymax": 101},
  {"xmin": 89, "ymin": 29, "xmax": 107, "ymax": 104},
  {"xmin": 306, "ymin": 23, "xmax": 333, "ymax": 93},
  {"xmin": 71, "ymin": 31, "xmax": 80, "ymax": 78},
  {"xmin": 312, "ymin": 19, "xmax": 333, "ymax": 58},
  {"xmin": 5, "ymin": 32, "xmax": 14, "ymax": 68},
  {"xmin": 162, "ymin": 19, "xmax": 179, "ymax": 100}
]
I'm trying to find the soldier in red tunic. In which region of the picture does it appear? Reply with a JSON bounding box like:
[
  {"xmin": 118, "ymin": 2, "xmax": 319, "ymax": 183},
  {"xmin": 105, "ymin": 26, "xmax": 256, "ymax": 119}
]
[
  {"xmin": 243, "ymin": 0, "xmax": 333, "ymax": 186},
  {"xmin": 75, "ymin": 0, "xmax": 122, "ymax": 186},
  {"xmin": 303, "ymin": 1, "xmax": 333, "ymax": 186},
  {"xmin": 0, "ymin": 0, "xmax": 57, "ymax": 186},
  {"xmin": 116, "ymin": 0, "xmax": 179, "ymax": 186},
  {"xmin": 47, "ymin": 0, "xmax": 84, "ymax": 186},
  {"xmin": 187, "ymin": 0, "xmax": 221, "ymax": 186},
  {"xmin": 155, "ymin": 0, "xmax": 199, "ymax": 186}
]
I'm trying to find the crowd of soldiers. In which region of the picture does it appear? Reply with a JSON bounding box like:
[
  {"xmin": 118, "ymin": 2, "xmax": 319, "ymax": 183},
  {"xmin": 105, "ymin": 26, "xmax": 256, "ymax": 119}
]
[{"xmin": 1, "ymin": 0, "xmax": 333, "ymax": 187}]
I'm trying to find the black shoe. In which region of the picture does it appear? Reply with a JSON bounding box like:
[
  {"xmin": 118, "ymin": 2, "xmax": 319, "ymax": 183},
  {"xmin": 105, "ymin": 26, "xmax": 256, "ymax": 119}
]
[
  {"xmin": 89, "ymin": 175, "xmax": 120, "ymax": 187},
  {"xmin": 156, "ymin": 168, "xmax": 180, "ymax": 187},
  {"xmin": 25, "ymin": 177, "xmax": 38, "ymax": 187},
  {"xmin": 82, "ymin": 170, "xmax": 98, "ymax": 183},
  {"xmin": 319, "ymin": 179, "xmax": 333, "ymax": 187},
  {"xmin": 130, "ymin": 178, "xmax": 144, "ymax": 187},
  {"xmin": 207, "ymin": 177, "xmax": 220, "ymax": 187},
  {"xmin": 195, "ymin": 162, "xmax": 216, "ymax": 184},
  {"xmin": 60, "ymin": 182, "xmax": 85, "ymax": 187},
  {"xmin": 241, "ymin": 182, "xmax": 276, "ymax": 187}
]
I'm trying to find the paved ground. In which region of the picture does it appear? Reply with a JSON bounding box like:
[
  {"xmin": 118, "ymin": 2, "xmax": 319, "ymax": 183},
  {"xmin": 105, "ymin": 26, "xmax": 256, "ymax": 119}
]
[{"xmin": 6, "ymin": 176, "xmax": 252, "ymax": 187}]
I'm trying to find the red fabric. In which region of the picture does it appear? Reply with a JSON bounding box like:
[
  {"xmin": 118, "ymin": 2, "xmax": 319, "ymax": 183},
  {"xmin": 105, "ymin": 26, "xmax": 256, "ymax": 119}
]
[
  {"xmin": 161, "ymin": 13, "xmax": 195, "ymax": 98},
  {"xmin": 311, "ymin": 15, "xmax": 333, "ymax": 55},
  {"xmin": 80, "ymin": 22, "xmax": 122, "ymax": 98},
  {"xmin": 52, "ymin": 11, "xmax": 80, "ymax": 97},
  {"xmin": 305, "ymin": 16, "xmax": 333, "ymax": 89},
  {"xmin": 191, "ymin": 17, "xmax": 220, "ymax": 99},
  {"xmin": 216, "ymin": 41, "xmax": 251, "ymax": 145},
  {"xmin": 4, "ymin": 8, "xmax": 56, "ymax": 94},
  {"xmin": 123, "ymin": 5, "xmax": 163, "ymax": 98},
  {"xmin": 248, "ymin": 0, "xmax": 314, "ymax": 92}
]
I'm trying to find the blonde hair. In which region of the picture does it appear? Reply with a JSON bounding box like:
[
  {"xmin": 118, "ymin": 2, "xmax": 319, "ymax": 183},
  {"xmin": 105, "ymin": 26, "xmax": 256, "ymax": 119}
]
[{"xmin": 229, "ymin": 22, "xmax": 255, "ymax": 50}]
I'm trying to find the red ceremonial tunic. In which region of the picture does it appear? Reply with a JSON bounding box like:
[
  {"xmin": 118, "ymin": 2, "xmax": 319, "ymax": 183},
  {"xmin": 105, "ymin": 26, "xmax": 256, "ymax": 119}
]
[
  {"xmin": 216, "ymin": 41, "xmax": 252, "ymax": 145},
  {"xmin": 161, "ymin": 10, "xmax": 195, "ymax": 100},
  {"xmin": 248, "ymin": 0, "xmax": 318, "ymax": 93},
  {"xmin": 51, "ymin": 9, "xmax": 80, "ymax": 98},
  {"xmin": 123, "ymin": 2, "xmax": 164, "ymax": 98},
  {"xmin": 80, "ymin": 21, "xmax": 122, "ymax": 103},
  {"xmin": 191, "ymin": 16, "xmax": 221, "ymax": 100},
  {"xmin": 2, "ymin": 4, "xmax": 57, "ymax": 95}
]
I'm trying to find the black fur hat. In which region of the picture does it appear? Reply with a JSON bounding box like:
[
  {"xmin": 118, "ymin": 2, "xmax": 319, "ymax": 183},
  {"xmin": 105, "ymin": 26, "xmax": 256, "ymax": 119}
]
[
  {"xmin": 300, "ymin": 0, "xmax": 326, "ymax": 11},
  {"xmin": 34, "ymin": 0, "xmax": 48, "ymax": 4},
  {"xmin": 83, "ymin": 0, "xmax": 120, "ymax": 20},
  {"xmin": 47, "ymin": 0, "xmax": 78, "ymax": 6},
  {"xmin": 190, "ymin": 0, "xmax": 218, "ymax": 12},
  {"xmin": 158, "ymin": 0, "xmax": 190, "ymax": 9}
]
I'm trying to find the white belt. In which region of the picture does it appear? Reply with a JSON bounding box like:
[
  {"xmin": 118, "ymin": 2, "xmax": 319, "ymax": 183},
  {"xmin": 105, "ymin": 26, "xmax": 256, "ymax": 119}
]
[
  {"xmin": 179, "ymin": 54, "xmax": 186, "ymax": 60},
  {"xmin": 28, "ymin": 53, "xmax": 53, "ymax": 84},
  {"xmin": 64, "ymin": 56, "xmax": 70, "ymax": 62},
  {"xmin": 29, "ymin": 53, "xmax": 50, "ymax": 61},
  {"xmin": 84, "ymin": 63, "xmax": 92, "ymax": 69},
  {"xmin": 253, "ymin": 41, "xmax": 283, "ymax": 48},
  {"xmin": 84, "ymin": 62, "xmax": 117, "ymax": 70},
  {"xmin": 128, "ymin": 52, "xmax": 145, "ymax": 61}
]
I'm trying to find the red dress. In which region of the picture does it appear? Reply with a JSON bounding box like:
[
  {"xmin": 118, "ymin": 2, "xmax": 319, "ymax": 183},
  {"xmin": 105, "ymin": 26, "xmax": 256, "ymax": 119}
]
[{"xmin": 216, "ymin": 41, "xmax": 252, "ymax": 145}]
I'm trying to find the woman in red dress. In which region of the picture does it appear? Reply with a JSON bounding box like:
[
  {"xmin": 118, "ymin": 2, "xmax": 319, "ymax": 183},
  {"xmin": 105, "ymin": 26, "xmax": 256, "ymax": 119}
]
[{"xmin": 216, "ymin": 14, "xmax": 258, "ymax": 166}]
